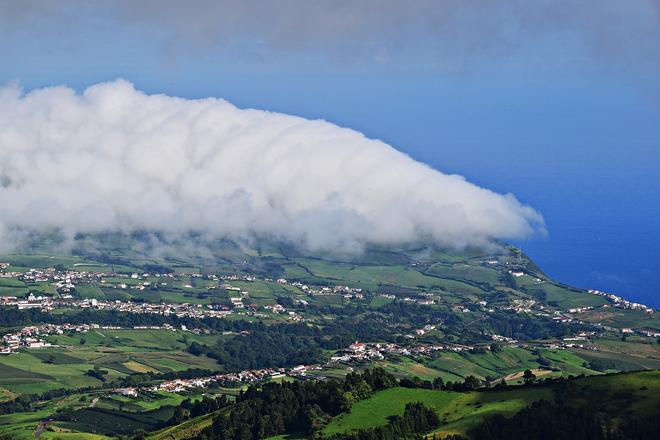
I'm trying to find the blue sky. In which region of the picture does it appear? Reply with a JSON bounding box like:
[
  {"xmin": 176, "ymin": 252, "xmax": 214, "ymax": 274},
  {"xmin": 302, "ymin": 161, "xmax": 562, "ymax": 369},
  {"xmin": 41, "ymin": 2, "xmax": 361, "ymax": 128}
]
[{"xmin": 1, "ymin": 1, "xmax": 659, "ymax": 305}]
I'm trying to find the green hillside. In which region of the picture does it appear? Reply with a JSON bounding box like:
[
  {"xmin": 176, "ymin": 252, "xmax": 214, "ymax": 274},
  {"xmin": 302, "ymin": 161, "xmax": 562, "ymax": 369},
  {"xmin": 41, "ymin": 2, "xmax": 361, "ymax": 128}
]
[{"xmin": 324, "ymin": 370, "xmax": 660, "ymax": 438}]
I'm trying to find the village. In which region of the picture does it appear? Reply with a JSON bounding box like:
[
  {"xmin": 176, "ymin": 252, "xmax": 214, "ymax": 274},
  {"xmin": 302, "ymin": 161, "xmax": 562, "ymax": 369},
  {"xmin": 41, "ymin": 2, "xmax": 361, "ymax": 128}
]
[
  {"xmin": 1, "ymin": 262, "xmax": 657, "ymax": 347},
  {"xmin": 113, "ymin": 364, "xmax": 325, "ymax": 398},
  {"xmin": 0, "ymin": 321, "xmax": 203, "ymax": 354},
  {"xmin": 588, "ymin": 289, "xmax": 654, "ymax": 313}
]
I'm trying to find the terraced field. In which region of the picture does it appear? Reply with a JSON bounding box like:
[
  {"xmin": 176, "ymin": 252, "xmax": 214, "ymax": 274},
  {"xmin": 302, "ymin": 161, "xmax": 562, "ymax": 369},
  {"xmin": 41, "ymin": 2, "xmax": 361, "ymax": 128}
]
[
  {"xmin": 0, "ymin": 329, "xmax": 222, "ymax": 396},
  {"xmin": 378, "ymin": 346, "xmax": 604, "ymax": 383}
]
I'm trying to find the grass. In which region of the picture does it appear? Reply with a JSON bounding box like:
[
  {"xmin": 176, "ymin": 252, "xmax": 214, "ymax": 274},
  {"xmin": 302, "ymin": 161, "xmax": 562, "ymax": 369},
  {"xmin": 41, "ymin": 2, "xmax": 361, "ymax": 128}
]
[
  {"xmin": 0, "ymin": 392, "xmax": 109, "ymax": 439},
  {"xmin": 572, "ymin": 370, "xmax": 660, "ymax": 417},
  {"xmin": 325, "ymin": 370, "xmax": 660, "ymax": 438},
  {"xmin": 519, "ymin": 279, "xmax": 608, "ymax": 309},
  {"xmin": 74, "ymin": 284, "xmax": 107, "ymax": 299},
  {"xmin": 0, "ymin": 254, "xmax": 86, "ymax": 269},
  {"xmin": 47, "ymin": 328, "xmax": 224, "ymax": 351},
  {"xmin": 122, "ymin": 360, "xmax": 157, "ymax": 373},
  {"xmin": 0, "ymin": 352, "xmax": 107, "ymax": 393},
  {"xmin": 147, "ymin": 411, "xmax": 217, "ymax": 440},
  {"xmin": 30, "ymin": 351, "xmax": 85, "ymax": 364},
  {"xmin": 0, "ymin": 363, "xmax": 53, "ymax": 382},
  {"xmin": 0, "ymin": 286, "xmax": 29, "ymax": 296},
  {"xmin": 418, "ymin": 346, "xmax": 604, "ymax": 382},
  {"xmin": 424, "ymin": 263, "xmax": 500, "ymax": 286},
  {"xmin": 435, "ymin": 387, "xmax": 553, "ymax": 436},
  {"xmin": 292, "ymin": 258, "xmax": 486, "ymax": 296},
  {"xmin": 422, "ymin": 348, "xmax": 535, "ymax": 381},
  {"xmin": 312, "ymin": 294, "xmax": 344, "ymax": 306},
  {"xmin": 571, "ymin": 347, "xmax": 660, "ymax": 371},
  {"xmin": 578, "ymin": 308, "xmax": 660, "ymax": 330},
  {"xmin": 324, "ymin": 388, "xmax": 459, "ymax": 434},
  {"xmin": 379, "ymin": 357, "xmax": 450, "ymax": 381},
  {"xmin": 323, "ymin": 386, "xmax": 551, "ymax": 436},
  {"xmin": 374, "ymin": 346, "xmax": 619, "ymax": 384},
  {"xmin": 0, "ymin": 387, "xmax": 211, "ymax": 439},
  {"xmin": 0, "ymin": 329, "xmax": 222, "ymax": 393},
  {"xmin": 369, "ymin": 295, "xmax": 394, "ymax": 308},
  {"xmin": 57, "ymin": 406, "xmax": 174, "ymax": 436},
  {"xmin": 0, "ymin": 277, "xmax": 27, "ymax": 288},
  {"xmin": 594, "ymin": 338, "xmax": 660, "ymax": 359}
]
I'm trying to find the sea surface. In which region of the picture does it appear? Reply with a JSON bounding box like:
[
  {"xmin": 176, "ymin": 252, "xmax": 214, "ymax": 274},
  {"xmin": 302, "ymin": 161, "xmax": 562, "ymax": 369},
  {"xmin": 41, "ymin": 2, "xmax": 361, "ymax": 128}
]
[{"xmin": 513, "ymin": 186, "xmax": 660, "ymax": 308}]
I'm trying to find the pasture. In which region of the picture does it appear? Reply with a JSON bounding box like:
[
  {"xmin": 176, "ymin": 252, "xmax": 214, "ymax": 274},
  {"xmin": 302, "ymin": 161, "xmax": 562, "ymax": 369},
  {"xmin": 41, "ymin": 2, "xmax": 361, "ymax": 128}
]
[
  {"xmin": 324, "ymin": 370, "xmax": 660, "ymax": 438},
  {"xmin": 0, "ymin": 329, "xmax": 222, "ymax": 395},
  {"xmin": 323, "ymin": 386, "xmax": 551, "ymax": 436}
]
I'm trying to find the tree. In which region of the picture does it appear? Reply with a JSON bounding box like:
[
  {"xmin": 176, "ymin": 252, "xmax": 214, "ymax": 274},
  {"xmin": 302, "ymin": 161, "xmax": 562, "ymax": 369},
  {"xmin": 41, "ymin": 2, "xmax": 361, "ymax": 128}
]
[
  {"xmin": 536, "ymin": 357, "xmax": 551, "ymax": 367},
  {"xmin": 462, "ymin": 375, "xmax": 482, "ymax": 391},
  {"xmin": 523, "ymin": 369, "xmax": 536, "ymax": 385},
  {"xmin": 85, "ymin": 365, "xmax": 108, "ymax": 382},
  {"xmin": 432, "ymin": 377, "xmax": 445, "ymax": 390},
  {"xmin": 168, "ymin": 406, "xmax": 188, "ymax": 425},
  {"xmin": 352, "ymin": 380, "xmax": 373, "ymax": 400},
  {"xmin": 340, "ymin": 391, "xmax": 356, "ymax": 412},
  {"xmin": 304, "ymin": 404, "xmax": 331, "ymax": 435}
]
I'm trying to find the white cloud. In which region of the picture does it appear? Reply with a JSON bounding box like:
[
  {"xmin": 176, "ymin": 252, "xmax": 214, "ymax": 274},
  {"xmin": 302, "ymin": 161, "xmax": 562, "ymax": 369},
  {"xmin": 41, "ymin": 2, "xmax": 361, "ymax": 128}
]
[{"xmin": 0, "ymin": 80, "xmax": 544, "ymax": 252}]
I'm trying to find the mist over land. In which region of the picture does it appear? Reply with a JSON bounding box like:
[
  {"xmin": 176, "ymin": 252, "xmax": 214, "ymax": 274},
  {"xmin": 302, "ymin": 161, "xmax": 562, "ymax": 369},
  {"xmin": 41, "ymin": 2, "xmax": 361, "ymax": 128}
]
[{"xmin": 0, "ymin": 80, "xmax": 543, "ymax": 254}]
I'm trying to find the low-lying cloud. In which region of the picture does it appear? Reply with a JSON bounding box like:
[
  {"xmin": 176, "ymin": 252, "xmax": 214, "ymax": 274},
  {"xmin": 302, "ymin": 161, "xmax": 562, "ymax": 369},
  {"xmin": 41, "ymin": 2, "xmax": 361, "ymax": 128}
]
[{"xmin": 0, "ymin": 80, "xmax": 544, "ymax": 253}]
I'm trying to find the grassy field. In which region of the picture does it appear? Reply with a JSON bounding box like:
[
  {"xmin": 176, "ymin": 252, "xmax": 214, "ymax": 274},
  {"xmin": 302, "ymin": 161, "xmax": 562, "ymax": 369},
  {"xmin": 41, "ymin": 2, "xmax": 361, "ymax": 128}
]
[
  {"xmin": 571, "ymin": 370, "xmax": 660, "ymax": 417},
  {"xmin": 424, "ymin": 263, "xmax": 500, "ymax": 286},
  {"xmin": 0, "ymin": 391, "xmax": 114, "ymax": 439},
  {"xmin": 579, "ymin": 307, "xmax": 660, "ymax": 330},
  {"xmin": 291, "ymin": 258, "xmax": 486, "ymax": 297},
  {"xmin": 0, "ymin": 388, "xmax": 207, "ymax": 439},
  {"xmin": 323, "ymin": 386, "xmax": 552, "ymax": 436},
  {"xmin": 571, "ymin": 347, "xmax": 660, "ymax": 372},
  {"xmin": 368, "ymin": 295, "xmax": 394, "ymax": 308},
  {"xmin": 0, "ymin": 254, "xmax": 87, "ymax": 270},
  {"xmin": 0, "ymin": 329, "xmax": 222, "ymax": 395},
  {"xmin": 324, "ymin": 370, "xmax": 660, "ymax": 438},
  {"xmin": 594, "ymin": 338, "xmax": 660, "ymax": 359},
  {"xmin": 147, "ymin": 411, "xmax": 218, "ymax": 440},
  {"xmin": 0, "ymin": 352, "xmax": 107, "ymax": 394},
  {"xmin": 373, "ymin": 344, "xmax": 659, "ymax": 385},
  {"xmin": 380, "ymin": 357, "xmax": 452, "ymax": 381},
  {"xmin": 324, "ymin": 387, "xmax": 462, "ymax": 435},
  {"xmin": 57, "ymin": 406, "xmax": 176, "ymax": 436},
  {"xmin": 389, "ymin": 347, "xmax": 600, "ymax": 382},
  {"xmin": 0, "ymin": 278, "xmax": 27, "ymax": 288},
  {"xmin": 516, "ymin": 276, "xmax": 608, "ymax": 309},
  {"xmin": 45, "ymin": 328, "xmax": 225, "ymax": 351}
]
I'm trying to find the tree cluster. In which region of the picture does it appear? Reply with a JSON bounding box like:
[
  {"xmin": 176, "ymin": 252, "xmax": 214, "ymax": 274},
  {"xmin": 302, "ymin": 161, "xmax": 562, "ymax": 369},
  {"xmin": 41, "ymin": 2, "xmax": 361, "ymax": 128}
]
[
  {"xmin": 325, "ymin": 402, "xmax": 440, "ymax": 440},
  {"xmin": 192, "ymin": 368, "xmax": 398, "ymax": 440}
]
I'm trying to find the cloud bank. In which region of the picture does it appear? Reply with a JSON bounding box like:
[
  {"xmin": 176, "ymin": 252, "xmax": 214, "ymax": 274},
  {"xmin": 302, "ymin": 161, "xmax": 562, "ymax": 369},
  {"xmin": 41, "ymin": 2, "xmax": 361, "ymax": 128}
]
[
  {"xmin": 0, "ymin": 80, "xmax": 543, "ymax": 252},
  {"xmin": 2, "ymin": 1, "xmax": 659, "ymax": 73}
]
